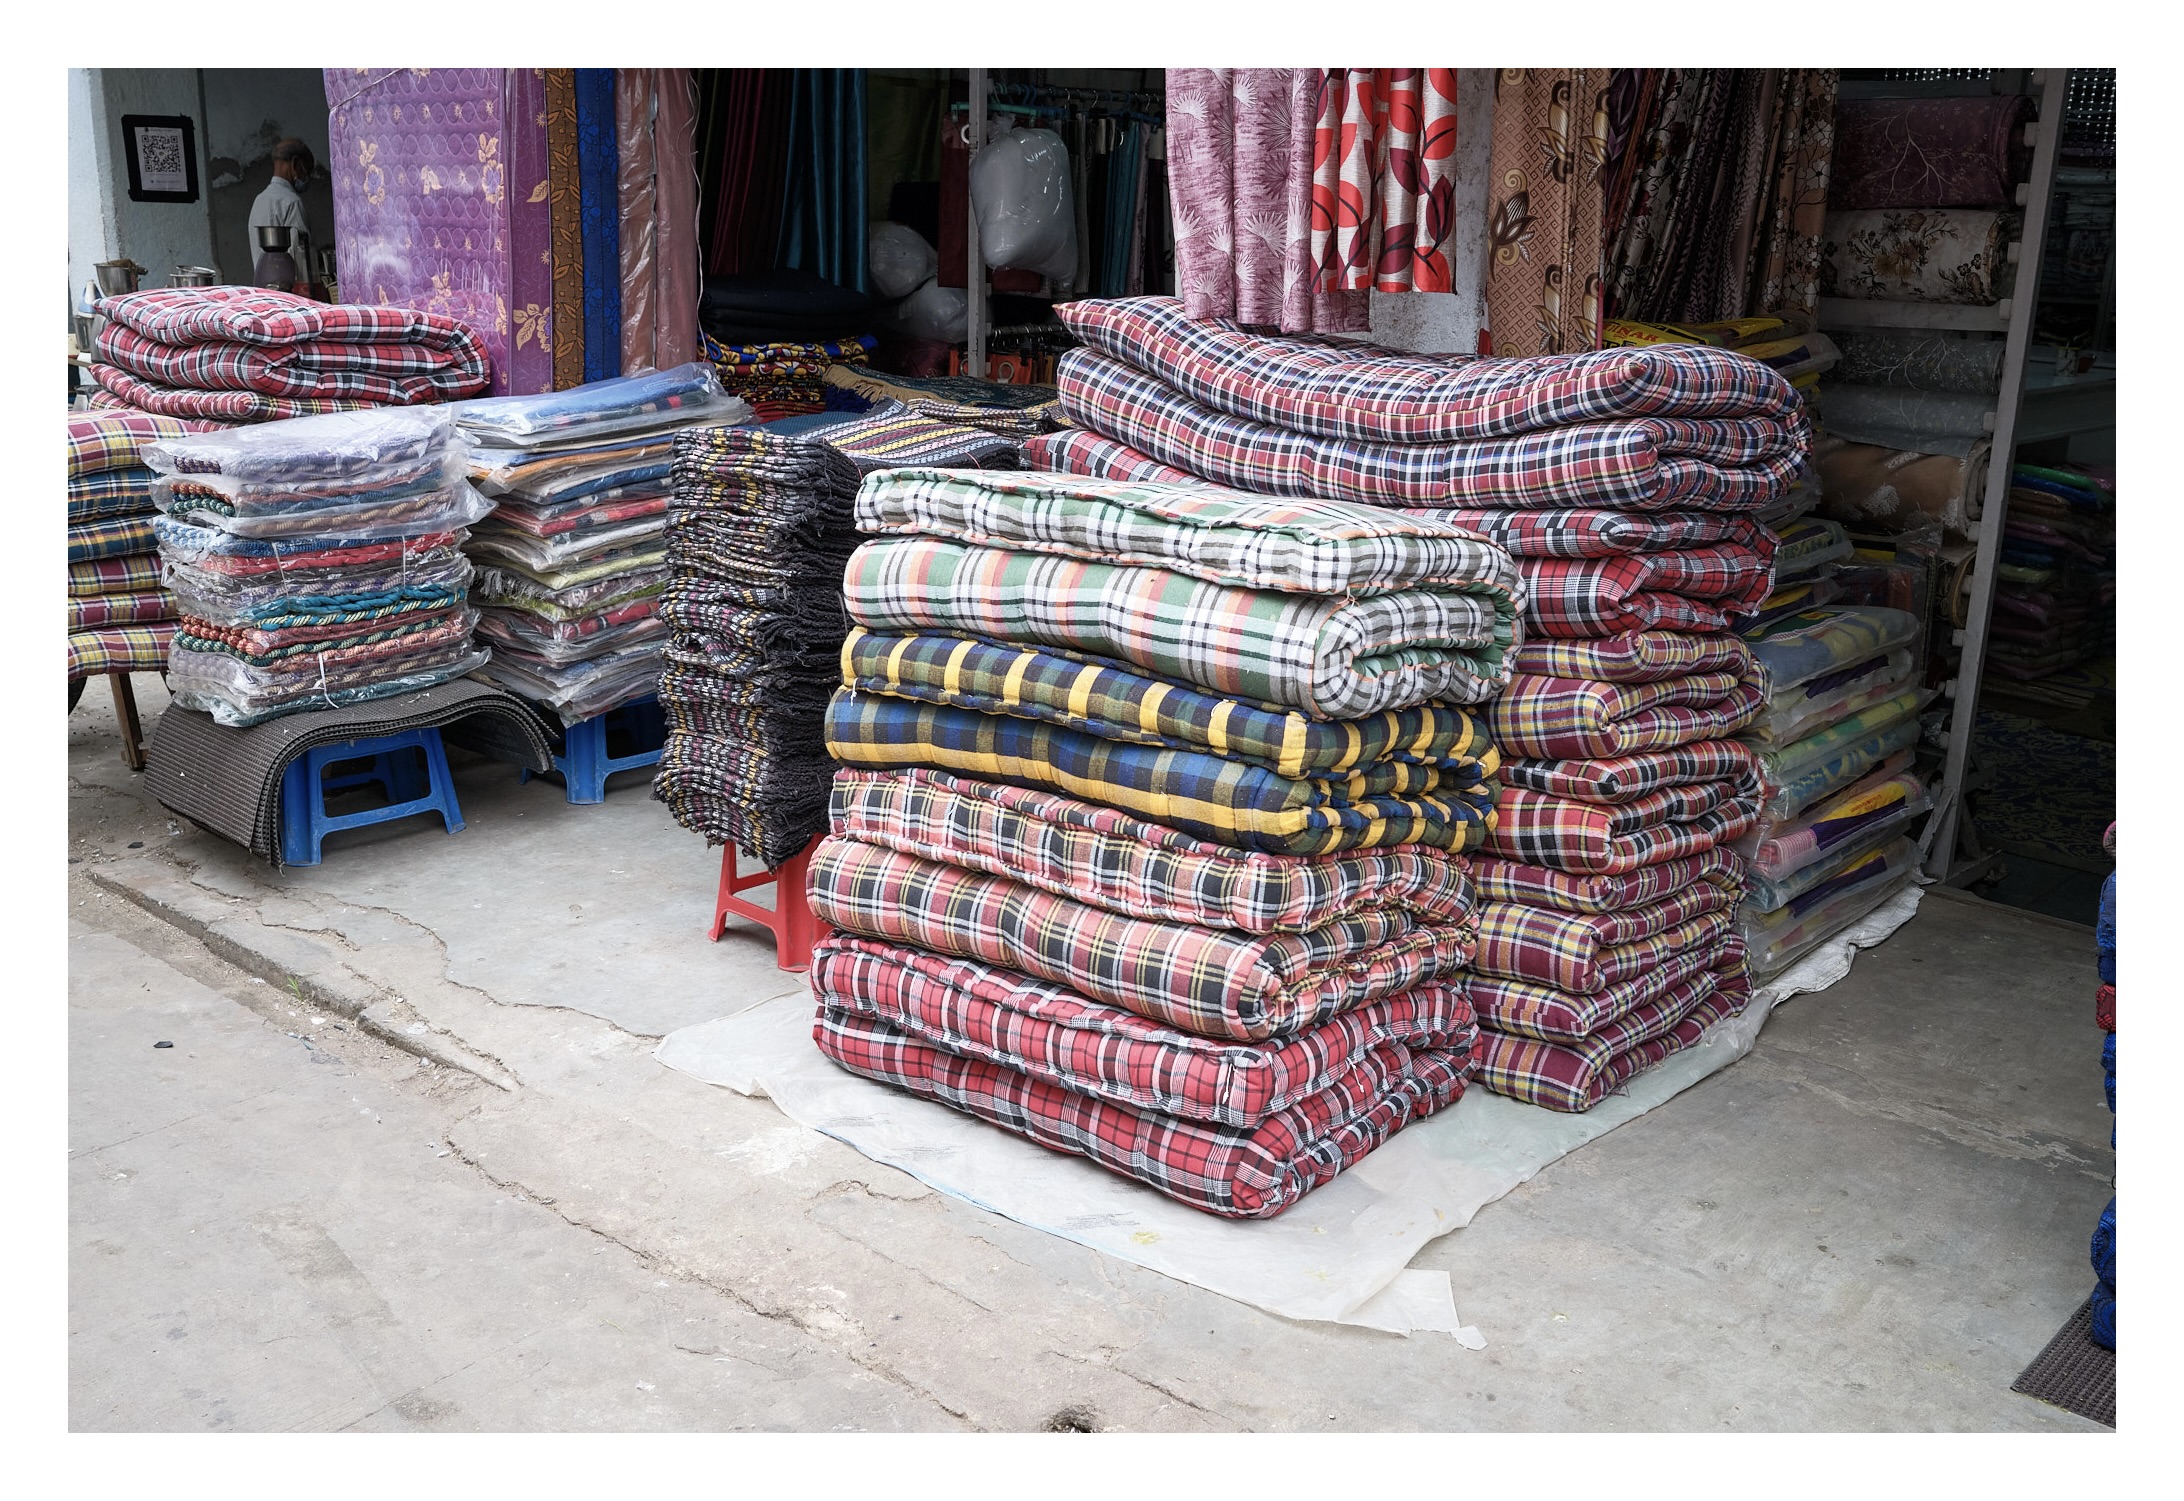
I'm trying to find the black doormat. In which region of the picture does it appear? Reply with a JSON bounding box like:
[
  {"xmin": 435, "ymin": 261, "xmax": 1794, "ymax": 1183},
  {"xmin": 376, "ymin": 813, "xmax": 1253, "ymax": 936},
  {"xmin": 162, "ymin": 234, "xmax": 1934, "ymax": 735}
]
[{"xmin": 2011, "ymin": 1297, "xmax": 2115, "ymax": 1427}]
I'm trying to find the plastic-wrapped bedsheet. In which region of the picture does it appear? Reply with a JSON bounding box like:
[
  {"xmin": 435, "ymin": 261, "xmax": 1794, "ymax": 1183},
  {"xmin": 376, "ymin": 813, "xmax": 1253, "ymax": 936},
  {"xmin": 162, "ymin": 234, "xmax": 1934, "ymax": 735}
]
[
  {"xmin": 1737, "ymin": 754, "xmax": 1927, "ymax": 882},
  {"xmin": 1741, "ymin": 839, "xmax": 1918, "ymax": 976},
  {"xmin": 454, "ymin": 361, "xmax": 750, "ymax": 447},
  {"xmin": 1753, "ymin": 689, "xmax": 1927, "ymax": 820}
]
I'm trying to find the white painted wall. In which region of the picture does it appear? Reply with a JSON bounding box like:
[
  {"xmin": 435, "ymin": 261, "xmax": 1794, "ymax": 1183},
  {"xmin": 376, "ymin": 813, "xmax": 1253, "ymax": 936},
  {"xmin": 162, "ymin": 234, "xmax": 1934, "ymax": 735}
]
[{"xmin": 66, "ymin": 68, "xmax": 219, "ymax": 311}]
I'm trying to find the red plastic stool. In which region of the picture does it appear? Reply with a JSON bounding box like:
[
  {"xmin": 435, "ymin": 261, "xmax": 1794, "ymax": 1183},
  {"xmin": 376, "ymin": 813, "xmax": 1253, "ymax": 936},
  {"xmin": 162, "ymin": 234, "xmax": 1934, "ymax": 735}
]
[{"xmin": 710, "ymin": 835, "xmax": 832, "ymax": 971}]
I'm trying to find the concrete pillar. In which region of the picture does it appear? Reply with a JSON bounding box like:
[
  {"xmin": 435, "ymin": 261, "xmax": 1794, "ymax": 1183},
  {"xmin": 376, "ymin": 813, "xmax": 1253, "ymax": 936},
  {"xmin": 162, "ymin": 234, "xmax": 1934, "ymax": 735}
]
[{"xmin": 67, "ymin": 68, "xmax": 219, "ymax": 312}]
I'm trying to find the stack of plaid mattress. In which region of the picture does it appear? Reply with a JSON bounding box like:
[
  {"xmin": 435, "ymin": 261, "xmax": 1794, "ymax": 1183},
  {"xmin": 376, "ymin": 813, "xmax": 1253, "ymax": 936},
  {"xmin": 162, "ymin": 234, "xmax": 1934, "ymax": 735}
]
[
  {"xmin": 68, "ymin": 412, "xmax": 196, "ymax": 685},
  {"xmin": 805, "ymin": 468, "xmax": 1524, "ymax": 1216},
  {"xmin": 1732, "ymin": 605, "xmax": 1931, "ymax": 976},
  {"xmin": 1020, "ymin": 296, "xmax": 1821, "ymax": 1112},
  {"xmin": 88, "ymin": 286, "xmax": 489, "ymax": 424},
  {"xmin": 457, "ymin": 364, "xmax": 754, "ymax": 724},
  {"xmin": 145, "ymin": 407, "xmax": 493, "ymax": 727},
  {"xmin": 704, "ymin": 333, "xmax": 876, "ymax": 422}
]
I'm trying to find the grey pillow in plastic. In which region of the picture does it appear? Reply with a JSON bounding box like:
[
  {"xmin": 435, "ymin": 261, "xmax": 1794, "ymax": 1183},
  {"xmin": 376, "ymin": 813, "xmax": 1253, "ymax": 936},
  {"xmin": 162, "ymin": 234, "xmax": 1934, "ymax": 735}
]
[
  {"xmin": 969, "ymin": 127, "xmax": 1077, "ymax": 282},
  {"xmin": 889, "ymin": 279, "xmax": 969, "ymax": 344},
  {"xmin": 869, "ymin": 221, "xmax": 939, "ymax": 301}
]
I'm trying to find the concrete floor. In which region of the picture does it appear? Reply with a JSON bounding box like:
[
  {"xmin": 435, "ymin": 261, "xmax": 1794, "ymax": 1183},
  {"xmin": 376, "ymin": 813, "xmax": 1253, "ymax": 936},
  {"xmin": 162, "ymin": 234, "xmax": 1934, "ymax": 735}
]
[{"xmin": 68, "ymin": 678, "xmax": 2115, "ymax": 1431}]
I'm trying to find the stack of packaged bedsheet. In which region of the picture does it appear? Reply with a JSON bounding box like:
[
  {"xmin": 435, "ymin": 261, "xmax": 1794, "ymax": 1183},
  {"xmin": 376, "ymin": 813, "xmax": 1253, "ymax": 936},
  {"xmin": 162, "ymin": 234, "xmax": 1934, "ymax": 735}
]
[
  {"xmin": 703, "ymin": 333, "xmax": 877, "ymax": 421},
  {"xmin": 456, "ymin": 364, "xmax": 752, "ymax": 724},
  {"xmin": 1022, "ymin": 295, "xmax": 1812, "ymax": 1112},
  {"xmin": 1989, "ymin": 463, "xmax": 2114, "ymax": 689},
  {"xmin": 145, "ymin": 407, "xmax": 493, "ymax": 727},
  {"xmin": 805, "ymin": 468, "xmax": 1523, "ymax": 1216},
  {"xmin": 68, "ymin": 412, "xmax": 194, "ymax": 687},
  {"xmin": 1733, "ymin": 604, "xmax": 1931, "ymax": 976},
  {"xmin": 88, "ymin": 286, "xmax": 489, "ymax": 424}
]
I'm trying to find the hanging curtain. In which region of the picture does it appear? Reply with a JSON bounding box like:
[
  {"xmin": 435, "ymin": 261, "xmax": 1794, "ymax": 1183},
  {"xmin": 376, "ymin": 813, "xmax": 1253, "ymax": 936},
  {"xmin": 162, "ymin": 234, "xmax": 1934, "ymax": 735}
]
[
  {"xmin": 545, "ymin": 69, "xmax": 586, "ymax": 389},
  {"xmin": 1485, "ymin": 68, "xmax": 1611, "ymax": 357},
  {"xmin": 652, "ymin": 70, "xmax": 702, "ymax": 368},
  {"xmin": 1165, "ymin": 68, "xmax": 1366, "ymax": 333},
  {"xmin": 506, "ymin": 69, "xmax": 555, "ymax": 395},
  {"xmin": 617, "ymin": 70, "xmax": 660, "ymax": 374},
  {"xmin": 777, "ymin": 69, "xmax": 869, "ymax": 293},
  {"xmin": 1745, "ymin": 69, "xmax": 1838, "ymax": 317},
  {"xmin": 1308, "ymin": 69, "xmax": 1460, "ymax": 295},
  {"xmin": 574, "ymin": 68, "xmax": 623, "ymax": 383}
]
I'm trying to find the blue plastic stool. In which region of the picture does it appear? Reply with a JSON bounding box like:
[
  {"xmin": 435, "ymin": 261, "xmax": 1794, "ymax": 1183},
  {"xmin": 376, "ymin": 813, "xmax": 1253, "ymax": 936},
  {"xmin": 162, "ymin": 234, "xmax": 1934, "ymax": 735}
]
[
  {"xmin": 278, "ymin": 727, "xmax": 465, "ymax": 866},
  {"xmin": 522, "ymin": 695, "xmax": 667, "ymax": 805}
]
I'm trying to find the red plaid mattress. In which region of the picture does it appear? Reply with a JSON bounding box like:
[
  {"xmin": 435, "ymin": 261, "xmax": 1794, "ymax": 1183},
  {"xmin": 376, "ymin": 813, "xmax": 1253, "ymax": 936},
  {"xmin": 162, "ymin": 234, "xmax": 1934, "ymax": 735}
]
[
  {"xmin": 1054, "ymin": 297, "xmax": 1803, "ymax": 441},
  {"xmin": 1487, "ymin": 776, "xmax": 1761, "ymax": 876},
  {"xmin": 67, "ymin": 588, "xmax": 176, "ymax": 631},
  {"xmin": 815, "ymin": 990, "xmax": 1475, "ymax": 1218},
  {"xmin": 68, "ymin": 411, "xmax": 193, "ymax": 479},
  {"xmin": 1472, "ymin": 881, "xmax": 1744, "ymax": 994},
  {"xmin": 812, "ymin": 935, "xmax": 1476, "ymax": 1129},
  {"xmin": 828, "ymin": 768, "xmax": 1475, "ymax": 935},
  {"xmin": 1501, "ymin": 740, "xmax": 1765, "ymax": 804},
  {"xmin": 1521, "ymin": 550, "xmax": 1775, "ymax": 638},
  {"xmin": 1490, "ymin": 672, "xmax": 1764, "ymax": 760},
  {"xmin": 92, "ymin": 365, "xmax": 385, "ymax": 423},
  {"xmin": 807, "ymin": 835, "xmax": 1476, "ymax": 1042},
  {"xmin": 1405, "ymin": 505, "xmax": 1776, "ymax": 562},
  {"xmin": 96, "ymin": 324, "xmax": 488, "ymax": 405},
  {"xmin": 1472, "ymin": 958, "xmax": 1750, "ymax": 1113},
  {"xmin": 1509, "ymin": 630, "xmax": 1753, "ymax": 683},
  {"xmin": 1022, "ymin": 428, "xmax": 1195, "ymax": 483},
  {"xmin": 84, "ymin": 389, "xmax": 235, "ymax": 430},
  {"xmin": 1471, "ymin": 847, "xmax": 1747, "ymax": 915},
  {"xmin": 1469, "ymin": 924, "xmax": 1745, "ymax": 1042},
  {"xmin": 96, "ymin": 285, "xmax": 483, "ymax": 352},
  {"xmin": 1057, "ymin": 347, "xmax": 1803, "ymax": 513}
]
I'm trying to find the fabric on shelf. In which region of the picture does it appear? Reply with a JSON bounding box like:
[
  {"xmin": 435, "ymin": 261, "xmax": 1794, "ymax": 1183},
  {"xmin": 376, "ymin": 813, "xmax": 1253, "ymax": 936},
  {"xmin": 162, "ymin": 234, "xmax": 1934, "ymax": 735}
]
[
  {"xmin": 1816, "ymin": 384, "xmax": 1996, "ymax": 455},
  {"xmin": 843, "ymin": 629, "xmax": 1494, "ymax": 779},
  {"xmin": 1829, "ymin": 96, "xmax": 2034, "ymax": 210},
  {"xmin": 1821, "ymin": 208, "xmax": 2016, "ymax": 305},
  {"xmin": 1057, "ymin": 347, "xmax": 1803, "ymax": 512},
  {"xmin": 546, "ymin": 68, "xmax": 585, "ymax": 389},
  {"xmin": 574, "ymin": 68, "xmax": 622, "ymax": 384},
  {"xmin": 814, "ymin": 944, "xmax": 1475, "ymax": 1219},
  {"xmin": 808, "ymin": 835, "xmax": 1477, "ymax": 1042},
  {"xmin": 1485, "ymin": 68, "xmax": 1611, "ymax": 357},
  {"xmin": 818, "ymin": 934, "xmax": 1474, "ymax": 1131},
  {"xmin": 842, "ymin": 535, "xmax": 1512, "ymax": 719},
  {"xmin": 827, "ymin": 768, "xmax": 1474, "ymax": 937},
  {"xmin": 1832, "ymin": 332, "xmax": 2005, "ymax": 395},
  {"xmin": 1489, "ymin": 672, "xmax": 1764, "ymax": 760},
  {"xmin": 824, "ymin": 690, "xmax": 1499, "ymax": 857},
  {"xmin": 1164, "ymin": 68, "xmax": 1368, "ymax": 334},
  {"xmin": 1814, "ymin": 436, "xmax": 1989, "ymax": 539}
]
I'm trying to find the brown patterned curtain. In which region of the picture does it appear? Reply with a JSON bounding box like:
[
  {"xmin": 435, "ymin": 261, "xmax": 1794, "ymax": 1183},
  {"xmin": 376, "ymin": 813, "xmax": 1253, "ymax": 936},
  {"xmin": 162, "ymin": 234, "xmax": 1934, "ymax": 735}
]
[
  {"xmin": 1485, "ymin": 68, "xmax": 1611, "ymax": 357},
  {"xmin": 545, "ymin": 68, "xmax": 586, "ymax": 390}
]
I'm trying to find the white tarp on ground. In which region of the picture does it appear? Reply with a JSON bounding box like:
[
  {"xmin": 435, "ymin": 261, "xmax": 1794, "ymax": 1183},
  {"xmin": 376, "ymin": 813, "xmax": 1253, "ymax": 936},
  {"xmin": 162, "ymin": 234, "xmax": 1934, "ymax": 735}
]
[{"xmin": 658, "ymin": 887, "xmax": 1924, "ymax": 1339}]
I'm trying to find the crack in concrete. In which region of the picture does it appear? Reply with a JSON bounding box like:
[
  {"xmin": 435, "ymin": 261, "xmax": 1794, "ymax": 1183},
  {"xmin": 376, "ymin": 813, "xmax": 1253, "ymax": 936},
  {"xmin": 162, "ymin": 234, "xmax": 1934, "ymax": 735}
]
[
  {"xmin": 1046, "ymin": 1344, "xmax": 1230, "ymax": 1427},
  {"xmin": 434, "ymin": 1121, "xmax": 976, "ymax": 1427}
]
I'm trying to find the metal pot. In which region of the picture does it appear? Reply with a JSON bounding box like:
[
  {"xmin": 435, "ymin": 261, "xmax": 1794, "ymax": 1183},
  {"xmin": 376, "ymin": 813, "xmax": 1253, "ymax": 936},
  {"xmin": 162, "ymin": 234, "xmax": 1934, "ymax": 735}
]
[
  {"xmin": 92, "ymin": 259, "xmax": 146, "ymax": 296},
  {"xmin": 254, "ymin": 225, "xmax": 294, "ymax": 252},
  {"xmin": 169, "ymin": 265, "xmax": 220, "ymax": 287}
]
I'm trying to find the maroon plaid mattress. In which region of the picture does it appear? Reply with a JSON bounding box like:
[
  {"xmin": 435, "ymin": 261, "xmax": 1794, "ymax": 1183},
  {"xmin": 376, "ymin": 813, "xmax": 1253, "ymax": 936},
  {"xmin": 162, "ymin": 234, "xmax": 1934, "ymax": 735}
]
[
  {"xmin": 96, "ymin": 285, "xmax": 483, "ymax": 352},
  {"xmin": 1472, "ymin": 959, "xmax": 1749, "ymax": 1113},
  {"xmin": 815, "ymin": 985, "xmax": 1475, "ymax": 1219},
  {"xmin": 1404, "ymin": 505, "xmax": 1775, "ymax": 562},
  {"xmin": 1508, "ymin": 630, "xmax": 1753, "ymax": 683},
  {"xmin": 96, "ymin": 324, "xmax": 487, "ymax": 405},
  {"xmin": 827, "ymin": 768, "xmax": 1475, "ymax": 935},
  {"xmin": 1470, "ymin": 847, "xmax": 1747, "ymax": 914},
  {"xmin": 91, "ymin": 365, "xmax": 384, "ymax": 423},
  {"xmin": 1021, "ymin": 428, "xmax": 1195, "ymax": 483},
  {"xmin": 1500, "ymin": 740, "xmax": 1765, "ymax": 804},
  {"xmin": 812, "ymin": 935, "xmax": 1476, "ymax": 1129},
  {"xmin": 1488, "ymin": 671, "xmax": 1766, "ymax": 760},
  {"xmin": 1054, "ymin": 297, "xmax": 1803, "ymax": 442},
  {"xmin": 807, "ymin": 834, "xmax": 1476, "ymax": 1042},
  {"xmin": 1057, "ymin": 347, "xmax": 1803, "ymax": 512},
  {"xmin": 1471, "ymin": 881, "xmax": 1743, "ymax": 994},
  {"xmin": 1521, "ymin": 550, "xmax": 1775, "ymax": 638},
  {"xmin": 1467, "ymin": 923, "xmax": 1745, "ymax": 1042},
  {"xmin": 1487, "ymin": 762, "xmax": 1762, "ymax": 876}
]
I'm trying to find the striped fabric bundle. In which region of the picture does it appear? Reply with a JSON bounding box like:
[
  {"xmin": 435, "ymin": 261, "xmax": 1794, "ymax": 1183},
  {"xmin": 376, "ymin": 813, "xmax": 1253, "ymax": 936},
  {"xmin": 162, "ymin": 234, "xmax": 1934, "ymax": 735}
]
[{"xmin": 812, "ymin": 465, "xmax": 1521, "ymax": 1215}]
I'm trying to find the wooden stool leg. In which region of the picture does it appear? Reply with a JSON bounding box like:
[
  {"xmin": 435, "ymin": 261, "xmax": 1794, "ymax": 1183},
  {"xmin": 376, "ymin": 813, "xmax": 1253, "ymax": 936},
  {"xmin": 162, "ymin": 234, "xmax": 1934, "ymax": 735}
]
[{"xmin": 108, "ymin": 672, "xmax": 145, "ymax": 772}]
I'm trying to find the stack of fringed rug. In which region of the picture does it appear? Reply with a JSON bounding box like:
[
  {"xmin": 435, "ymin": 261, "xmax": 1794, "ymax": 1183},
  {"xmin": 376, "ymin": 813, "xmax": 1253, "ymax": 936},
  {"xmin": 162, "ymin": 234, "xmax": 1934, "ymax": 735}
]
[{"xmin": 805, "ymin": 468, "xmax": 1524, "ymax": 1216}]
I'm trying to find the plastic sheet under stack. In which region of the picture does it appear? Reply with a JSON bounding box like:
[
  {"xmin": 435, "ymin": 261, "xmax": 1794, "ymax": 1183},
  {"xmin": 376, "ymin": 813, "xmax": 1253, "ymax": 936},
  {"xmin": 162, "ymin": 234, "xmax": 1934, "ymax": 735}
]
[
  {"xmin": 657, "ymin": 887, "xmax": 1922, "ymax": 1338},
  {"xmin": 455, "ymin": 362, "xmax": 753, "ymax": 724}
]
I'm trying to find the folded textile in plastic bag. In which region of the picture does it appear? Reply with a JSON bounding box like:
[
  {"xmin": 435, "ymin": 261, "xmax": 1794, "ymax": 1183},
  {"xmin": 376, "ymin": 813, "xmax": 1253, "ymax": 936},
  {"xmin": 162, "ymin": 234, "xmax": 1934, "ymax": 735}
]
[
  {"xmin": 1744, "ymin": 816, "xmax": 1919, "ymax": 912},
  {"xmin": 1742, "ymin": 838, "xmax": 1918, "ymax": 976},
  {"xmin": 845, "ymin": 537, "xmax": 1511, "ymax": 719},
  {"xmin": 1471, "ymin": 880, "xmax": 1742, "ymax": 994},
  {"xmin": 474, "ymin": 605, "xmax": 664, "ymax": 664},
  {"xmin": 166, "ymin": 638, "xmax": 488, "ymax": 727},
  {"xmin": 144, "ymin": 404, "xmax": 454, "ymax": 480},
  {"xmin": 455, "ymin": 362, "xmax": 751, "ymax": 447},
  {"xmin": 1054, "ymin": 296, "xmax": 1804, "ymax": 442},
  {"xmin": 1734, "ymin": 575, "xmax": 1844, "ymax": 632},
  {"xmin": 813, "ymin": 942, "xmax": 1474, "ymax": 1220},
  {"xmin": 1469, "ymin": 846, "xmax": 1746, "ymax": 915},
  {"xmin": 1738, "ymin": 754, "xmax": 1926, "ymax": 882},
  {"xmin": 825, "ymin": 690, "xmax": 1500, "ymax": 857},
  {"xmin": 1471, "ymin": 954, "xmax": 1747, "ymax": 1113},
  {"xmin": 470, "ymin": 638, "xmax": 664, "ymax": 720},
  {"xmin": 481, "ymin": 491, "xmax": 669, "ymax": 539},
  {"xmin": 844, "ymin": 628, "xmax": 1495, "ymax": 778},
  {"xmin": 828, "ymin": 768, "xmax": 1474, "ymax": 936},
  {"xmin": 469, "ymin": 436, "xmax": 677, "ymax": 500},
  {"xmin": 1468, "ymin": 921, "xmax": 1741, "ymax": 1042},
  {"xmin": 1058, "ymin": 347, "xmax": 1804, "ymax": 513},
  {"xmin": 474, "ymin": 562, "xmax": 669, "ymax": 621},
  {"xmin": 1744, "ymin": 605, "xmax": 1920, "ymax": 696},
  {"xmin": 1754, "ymin": 689, "xmax": 1927, "ymax": 819},
  {"xmin": 1490, "ymin": 671, "xmax": 1764, "ymax": 760},
  {"xmin": 156, "ymin": 473, "xmax": 490, "ymax": 540},
  {"xmin": 467, "ymin": 513, "xmax": 668, "ymax": 571},
  {"xmin": 1771, "ymin": 516, "xmax": 1854, "ymax": 577},
  {"xmin": 808, "ymin": 835, "xmax": 1478, "ymax": 1043},
  {"xmin": 1745, "ymin": 652, "xmax": 1916, "ymax": 747}
]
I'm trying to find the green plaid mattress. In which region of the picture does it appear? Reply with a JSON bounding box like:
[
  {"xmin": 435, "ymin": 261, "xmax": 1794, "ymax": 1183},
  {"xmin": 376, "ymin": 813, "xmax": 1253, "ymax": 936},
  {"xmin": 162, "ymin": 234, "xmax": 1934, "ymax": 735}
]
[
  {"xmin": 842, "ymin": 628, "xmax": 1495, "ymax": 779},
  {"xmin": 844, "ymin": 536, "xmax": 1514, "ymax": 717},
  {"xmin": 826, "ymin": 690, "xmax": 1498, "ymax": 856}
]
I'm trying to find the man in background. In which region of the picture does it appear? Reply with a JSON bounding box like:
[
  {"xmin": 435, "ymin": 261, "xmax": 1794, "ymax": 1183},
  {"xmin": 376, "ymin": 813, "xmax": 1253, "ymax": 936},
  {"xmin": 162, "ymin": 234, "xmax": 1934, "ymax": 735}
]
[{"xmin": 248, "ymin": 138, "xmax": 315, "ymax": 287}]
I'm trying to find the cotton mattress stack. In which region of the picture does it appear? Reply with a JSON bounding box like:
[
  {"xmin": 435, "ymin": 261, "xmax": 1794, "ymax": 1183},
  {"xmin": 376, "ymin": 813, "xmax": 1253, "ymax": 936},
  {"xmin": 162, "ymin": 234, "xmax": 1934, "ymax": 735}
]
[
  {"xmin": 68, "ymin": 412, "xmax": 194, "ymax": 686},
  {"xmin": 145, "ymin": 407, "xmax": 492, "ymax": 727},
  {"xmin": 457, "ymin": 363, "xmax": 752, "ymax": 724},
  {"xmin": 1023, "ymin": 295, "xmax": 1814, "ymax": 1111},
  {"xmin": 806, "ymin": 469, "xmax": 1524, "ymax": 1216},
  {"xmin": 1734, "ymin": 604, "xmax": 1930, "ymax": 977},
  {"xmin": 89, "ymin": 286, "xmax": 489, "ymax": 424}
]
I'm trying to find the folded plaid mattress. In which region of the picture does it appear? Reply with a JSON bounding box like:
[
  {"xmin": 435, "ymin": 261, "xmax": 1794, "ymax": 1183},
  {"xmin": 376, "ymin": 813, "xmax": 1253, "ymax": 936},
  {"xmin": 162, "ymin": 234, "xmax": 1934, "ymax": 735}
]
[
  {"xmin": 1490, "ymin": 671, "xmax": 1765, "ymax": 760},
  {"xmin": 1488, "ymin": 742, "xmax": 1764, "ymax": 875},
  {"xmin": 812, "ymin": 936, "xmax": 1477, "ymax": 1218}
]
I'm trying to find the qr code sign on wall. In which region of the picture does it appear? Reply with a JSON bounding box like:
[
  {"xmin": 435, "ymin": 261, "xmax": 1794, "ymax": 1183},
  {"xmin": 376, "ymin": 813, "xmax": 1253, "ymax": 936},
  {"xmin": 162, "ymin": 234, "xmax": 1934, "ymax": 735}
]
[{"xmin": 127, "ymin": 117, "xmax": 194, "ymax": 198}]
